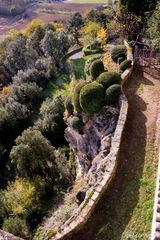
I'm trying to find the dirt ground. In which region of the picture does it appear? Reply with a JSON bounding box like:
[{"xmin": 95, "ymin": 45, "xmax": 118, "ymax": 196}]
[
  {"xmin": 0, "ymin": 2, "xmax": 102, "ymax": 39},
  {"xmin": 69, "ymin": 67, "xmax": 160, "ymax": 240}
]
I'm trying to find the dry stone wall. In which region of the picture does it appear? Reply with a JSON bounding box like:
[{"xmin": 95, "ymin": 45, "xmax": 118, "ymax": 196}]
[{"xmin": 51, "ymin": 41, "xmax": 134, "ymax": 240}]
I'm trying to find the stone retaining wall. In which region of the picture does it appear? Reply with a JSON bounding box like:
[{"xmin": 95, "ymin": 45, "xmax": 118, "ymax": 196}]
[{"xmin": 51, "ymin": 41, "xmax": 134, "ymax": 240}]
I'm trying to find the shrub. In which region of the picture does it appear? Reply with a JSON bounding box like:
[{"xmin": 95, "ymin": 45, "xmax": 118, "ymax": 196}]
[
  {"xmin": 72, "ymin": 93, "xmax": 81, "ymax": 113},
  {"xmin": 83, "ymin": 41, "xmax": 102, "ymax": 56},
  {"xmin": 120, "ymin": 59, "xmax": 132, "ymax": 72},
  {"xmin": 111, "ymin": 45, "xmax": 127, "ymax": 63},
  {"xmin": 105, "ymin": 84, "xmax": 121, "ymax": 105},
  {"xmin": 84, "ymin": 54, "xmax": 102, "ymax": 77},
  {"xmin": 90, "ymin": 59, "xmax": 105, "ymax": 80},
  {"xmin": 118, "ymin": 56, "xmax": 126, "ymax": 64},
  {"xmin": 74, "ymin": 81, "xmax": 88, "ymax": 94},
  {"xmin": 70, "ymin": 116, "xmax": 84, "ymax": 132},
  {"xmin": 79, "ymin": 82, "xmax": 105, "ymax": 114},
  {"xmin": 64, "ymin": 95, "xmax": 74, "ymax": 116},
  {"xmin": 2, "ymin": 216, "xmax": 28, "ymax": 238},
  {"xmin": 97, "ymin": 72, "xmax": 121, "ymax": 89}
]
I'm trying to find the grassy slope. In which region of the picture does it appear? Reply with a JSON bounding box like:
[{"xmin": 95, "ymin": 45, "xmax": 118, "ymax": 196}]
[{"xmin": 71, "ymin": 69, "xmax": 159, "ymax": 240}]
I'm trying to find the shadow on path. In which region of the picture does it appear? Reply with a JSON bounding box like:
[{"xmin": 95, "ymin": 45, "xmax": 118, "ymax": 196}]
[{"xmin": 70, "ymin": 68, "xmax": 155, "ymax": 240}]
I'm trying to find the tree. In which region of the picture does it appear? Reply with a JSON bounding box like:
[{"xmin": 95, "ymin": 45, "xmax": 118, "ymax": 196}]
[
  {"xmin": 41, "ymin": 30, "xmax": 70, "ymax": 69},
  {"xmin": 87, "ymin": 10, "xmax": 107, "ymax": 28},
  {"xmin": 66, "ymin": 12, "xmax": 84, "ymax": 44},
  {"xmin": 35, "ymin": 95, "xmax": 66, "ymax": 146},
  {"xmin": 147, "ymin": 1, "xmax": 160, "ymax": 47},
  {"xmin": 13, "ymin": 68, "xmax": 48, "ymax": 88},
  {"xmin": 4, "ymin": 35, "xmax": 28, "ymax": 75},
  {"xmin": 10, "ymin": 128, "xmax": 56, "ymax": 178},
  {"xmin": 80, "ymin": 21, "xmax": 101, "ymax": 44}
]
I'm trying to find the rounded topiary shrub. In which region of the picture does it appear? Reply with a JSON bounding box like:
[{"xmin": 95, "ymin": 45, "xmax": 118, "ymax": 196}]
[
  {"xmin": 79, "ymin": 82, "xmax": 105, "ymax": 114},
  {"xmin": 75, "ymin": 81, "xmax": 88, "ymax": 94},
  {"xmin": 111, "ymin": 45, "xmax": 127, "ymax": 63},
  {"xmin": 70, "ymin": 116, "xmax": 84, "ymax": 132},
  {"xmin": 72, "ymin": 93, "xmax": 81, "ymax": 113},
  {"xmin": 64, "ymin": 95, "xmax": 73, "ymax": 115},
  {"xmin": 83, "ymin": 41, "xmax": 102, "ymax": 56},
  {"xmin": 97, "ymin": 72, "xmax": 121, "ymax": 89},
  {"xmin": 105, "ymin": 84, "xmax": 121, "ymax": 105},
  {"xmin": 120, "ymin": 59, "xmax": 132, "ymax": 72},
  {"xmin": 90, "ymin": 59, "xmax": 105, "ymax": 80}
]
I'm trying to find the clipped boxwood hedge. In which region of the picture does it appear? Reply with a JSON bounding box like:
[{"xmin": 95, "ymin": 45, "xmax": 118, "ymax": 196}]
[
  {"xmin": 105, "ymin": 84, "xmax": 121, "ymax": 105},
  {"xmin": 90, "ymin": 59, "xmax": 105, "ymax": 80},
  {"xmin": 111, "ymin": 45, "xmax": 127, "ymax": 63},
  {"xmin": 80, "ymin": 82, "xmax": 105, "ymax": 114},
  {"xmin": 120, "ymin": 59, "xmax": 132, "ymax": 72},
  {"xmin": 70, "ymin": 116, "xmax": 84, "ymax": 132},
  {"xmin": 84, "ymin": 54, "xmax": 103, "ymax": 77},
  {"xmin": 97, "ymin": 72, "xmax": 121, "ymax": 89}
]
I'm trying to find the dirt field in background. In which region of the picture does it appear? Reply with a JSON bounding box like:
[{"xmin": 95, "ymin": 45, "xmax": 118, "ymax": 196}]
[{"xmin": 0, "ymin": 2, "xmax": 102, "ymax": 38}]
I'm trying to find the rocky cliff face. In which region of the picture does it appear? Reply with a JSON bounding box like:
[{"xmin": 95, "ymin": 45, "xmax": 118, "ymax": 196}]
[{"xmin": 65, "ymin": 106, "xmax": 119, "ymax": 178}]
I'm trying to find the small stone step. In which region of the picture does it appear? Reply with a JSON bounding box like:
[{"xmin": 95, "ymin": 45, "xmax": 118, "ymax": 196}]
[{"xmin": 155, "ymin": 231, "xmax": 160, "ymax": 240}]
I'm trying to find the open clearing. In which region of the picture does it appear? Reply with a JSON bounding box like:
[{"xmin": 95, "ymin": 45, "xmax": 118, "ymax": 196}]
[{"xmin": 70, "ymin": 68, "xmax": 160, "ymax": 240}]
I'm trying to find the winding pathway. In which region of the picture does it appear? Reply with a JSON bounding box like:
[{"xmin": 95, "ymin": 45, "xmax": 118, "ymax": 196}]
[{"xmin": 69, "ymin": 68, "xmax": 160, "ymax": 240}]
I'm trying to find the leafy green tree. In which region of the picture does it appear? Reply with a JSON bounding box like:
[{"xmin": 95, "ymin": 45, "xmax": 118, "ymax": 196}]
[
  {"xmin": 35, "ymin": 95, "xmax": 66, "ymax": 146},
  {"xmin": 87, "ymin": 10, "xmax": 107, "ymax": 28},
  {"xmin": 10, "ymin": 128, "xmax": 56, "ymax": 178},
  {"xmin": 80, "ymin": 21, "xmax": 101, "ymax": 45}
]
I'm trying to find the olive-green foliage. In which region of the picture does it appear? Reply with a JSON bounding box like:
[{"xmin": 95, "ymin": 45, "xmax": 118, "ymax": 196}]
[
  {"xmin": 75, "ymin": 81, "xmax": 88, "ymax": 94},
  {"xmin": 73, "ymin": 81, "xmax": 88, "ymax": 113},
  {"xmin": 83, "ymin": 41, "xmax": 102, "ymax": 56},
  {"xmin": 118, "ymin": 56, "xmax": 126, "ymax": 64},
  {"xmin": 84, "ymin": 54, "xmax": 102, "ymax": 77},
  {"xmin": 10, "ymin": 128, "xmax": 56, "ymax": 178},
  {"xmin": 97, "ymin": 72, "xmax": 121, "ymax": 89},
  {"xmin": 111, "ymin": 45, "xmax": 127, "ymax": 63},
  {"xmin": 120, "ymin": 59, "xmax": 132, "ymax": 72},
  {"xmin": 2, "ymin": 216, "xmax": 28, "ymax": 238},
  {"xmin": 64, "ymin": 95, "xmax": 74, "ymax": 116},
  {"xmin": 70, "ymin": 116, "xmax": 84, "ymax": 132},
  {"xmin": 90, "ymin": 59, "xmax": 105, "ymax": 80},
  {"xmin": 105, "ymin": 84, "xmax": 121, "ymax": 105},
  {"xmin": 79, "ymin": 82, "xmax": 105, "ymax": 114}
]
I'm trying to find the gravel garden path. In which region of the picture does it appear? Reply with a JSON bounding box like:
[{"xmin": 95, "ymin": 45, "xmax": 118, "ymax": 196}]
[{"xmin": 70, "ymin": 67, "xmax": 160, "ymax": 240}]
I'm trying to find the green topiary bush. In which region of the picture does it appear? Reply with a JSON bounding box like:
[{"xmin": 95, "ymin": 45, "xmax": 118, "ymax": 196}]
[
  {"xmin": 83, "ymin": 41, "xmax": 102, "ymax": 56},
  {"xmin": 97, "ymin": 72, "xmax": 121, "ymax": 89},
  {"xmin": 90, "ymin": 59, "xmax": 105, "ymax": 80},
  {"xmin": 70, "ymin": 116, "xmax": 84, "ymax": 132},
  {"xmin": 105, "ymin": 84, "xmax": 121, "ymax": 105},
  {"xmin": 72, "ymin": 93, "xmax": 81, "ymax": 113},
  {"xmin": 84, "ymin": 54, "xmax": 102, "ymax": 77},
  {"xmin": 74, "ymin": 81, "xmax": 88, "ymax": 94},
  {"xmin": 79, "ymin": 82, "xmax": 105, "ymax": 114},
  {"xmin": 120, "ymin": 59, "xmax": 132, "ymax": 72},
  {"xmin": 65, "ymin": 95, "xmax": 74, "ymax": 115},
  {"xmin": 111, "ymin": 45, "xmax": 127, "ymax": 63}
]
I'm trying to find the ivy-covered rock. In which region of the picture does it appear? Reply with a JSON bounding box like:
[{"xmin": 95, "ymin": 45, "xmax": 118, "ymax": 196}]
[{"xmin": 79, "ymin": 82, "xmax": 105, "ymax": 114}]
